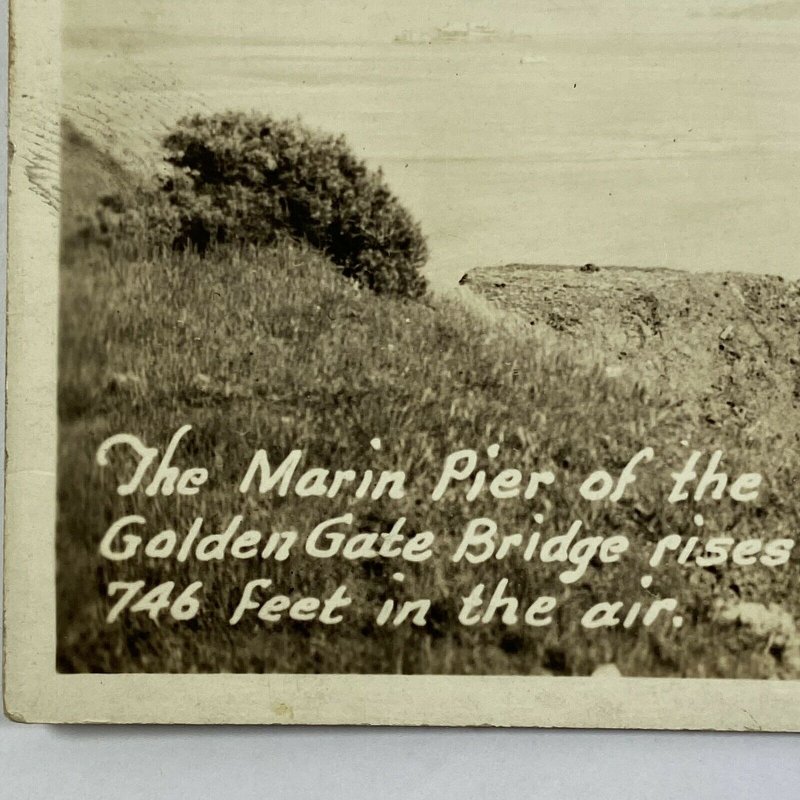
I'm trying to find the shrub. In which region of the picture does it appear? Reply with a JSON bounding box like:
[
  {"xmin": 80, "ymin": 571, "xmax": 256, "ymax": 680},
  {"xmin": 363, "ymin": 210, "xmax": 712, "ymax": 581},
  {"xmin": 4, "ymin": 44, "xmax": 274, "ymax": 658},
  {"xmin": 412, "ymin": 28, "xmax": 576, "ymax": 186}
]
[{"xmin": 92, "ymin": 112, "xmax": 429, "ymax": 297}]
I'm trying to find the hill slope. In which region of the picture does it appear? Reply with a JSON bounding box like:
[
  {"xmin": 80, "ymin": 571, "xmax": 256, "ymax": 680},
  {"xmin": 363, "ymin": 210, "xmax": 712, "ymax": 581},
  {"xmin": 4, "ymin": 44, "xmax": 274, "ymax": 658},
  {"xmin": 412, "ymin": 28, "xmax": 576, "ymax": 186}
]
[
  {"xmin": 57, "ymin": 125, "xmax": 800, "ymax": 678},
  {"xmin": 463, "ymin": 263, "xmax": 800, "ymax": 440}
]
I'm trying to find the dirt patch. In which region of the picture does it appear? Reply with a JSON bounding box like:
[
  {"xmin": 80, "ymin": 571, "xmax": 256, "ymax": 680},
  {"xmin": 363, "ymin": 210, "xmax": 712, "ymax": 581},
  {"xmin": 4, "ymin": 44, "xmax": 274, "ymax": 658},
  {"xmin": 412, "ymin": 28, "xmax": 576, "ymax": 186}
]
[{"xmin": 464, "ymin": 263, "xmax": 800, "ymax": 438}]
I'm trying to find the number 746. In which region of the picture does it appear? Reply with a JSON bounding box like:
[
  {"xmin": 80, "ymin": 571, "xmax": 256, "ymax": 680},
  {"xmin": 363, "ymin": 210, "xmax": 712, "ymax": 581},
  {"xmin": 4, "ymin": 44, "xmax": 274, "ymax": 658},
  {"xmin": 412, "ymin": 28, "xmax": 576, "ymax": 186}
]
[{"xmin": 106, "ymin": 581, "xmax": 203, "ymax": 623}]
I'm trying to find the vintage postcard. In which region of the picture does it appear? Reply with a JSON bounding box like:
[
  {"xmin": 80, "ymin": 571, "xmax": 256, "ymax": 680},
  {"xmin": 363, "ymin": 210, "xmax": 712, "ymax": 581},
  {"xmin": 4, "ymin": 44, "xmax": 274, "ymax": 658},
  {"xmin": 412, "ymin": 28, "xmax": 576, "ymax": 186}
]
[{"xmin": 5, "ymin": 0, "xmax": 800, "ymax": 727}]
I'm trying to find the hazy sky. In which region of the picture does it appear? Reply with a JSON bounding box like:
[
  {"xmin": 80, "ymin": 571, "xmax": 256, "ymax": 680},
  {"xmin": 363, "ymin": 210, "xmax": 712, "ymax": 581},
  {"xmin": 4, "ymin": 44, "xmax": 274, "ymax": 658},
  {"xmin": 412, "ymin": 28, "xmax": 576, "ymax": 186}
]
[{"xmin": 65, "ymin": 0, "xmax": 800, "ymax": 41}]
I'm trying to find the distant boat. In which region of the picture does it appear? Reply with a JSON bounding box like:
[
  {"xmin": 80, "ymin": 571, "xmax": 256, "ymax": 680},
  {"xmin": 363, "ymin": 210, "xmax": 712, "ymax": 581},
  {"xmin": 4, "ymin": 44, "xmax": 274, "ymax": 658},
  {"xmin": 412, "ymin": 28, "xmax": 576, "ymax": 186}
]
[
  {"xmin": 393, "ymin": 23, "xmax": 531, "ymax": 45},
  {"xmin": 393, "ymin": 30, "xmax": 432, "ymax": 44},
  {"xmin": 435, "ymin": 23, "xmax": 500, "ymax": 42}
]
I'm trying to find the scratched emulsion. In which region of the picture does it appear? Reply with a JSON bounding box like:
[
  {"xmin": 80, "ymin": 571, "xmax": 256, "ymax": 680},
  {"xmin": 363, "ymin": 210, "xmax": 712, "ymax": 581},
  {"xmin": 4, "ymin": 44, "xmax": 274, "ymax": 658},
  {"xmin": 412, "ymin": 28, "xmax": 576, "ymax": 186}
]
[
  {"xmin": 63, "ymin": 58, "xmax": 209, "ymax": 181},
  {"xmin": 21, "ymin": 105, "xmax": 61, "ymax": 214}
]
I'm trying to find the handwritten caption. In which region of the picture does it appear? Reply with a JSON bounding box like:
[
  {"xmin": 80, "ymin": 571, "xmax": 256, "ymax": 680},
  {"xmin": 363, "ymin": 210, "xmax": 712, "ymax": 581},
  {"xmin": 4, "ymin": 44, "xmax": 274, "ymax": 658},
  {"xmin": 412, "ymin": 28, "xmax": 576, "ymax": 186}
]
[{"xmin": 93, "ymin": 424, "xmax": 792, "ymax": 633}]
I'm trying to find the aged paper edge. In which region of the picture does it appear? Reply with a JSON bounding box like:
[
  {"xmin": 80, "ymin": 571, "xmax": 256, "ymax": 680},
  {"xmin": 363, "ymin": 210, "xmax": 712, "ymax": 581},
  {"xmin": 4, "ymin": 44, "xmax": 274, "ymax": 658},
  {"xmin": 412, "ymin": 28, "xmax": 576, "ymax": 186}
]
[{"xmin": 4, "ymin": 0, "xmax": 800, "ymax": 729}]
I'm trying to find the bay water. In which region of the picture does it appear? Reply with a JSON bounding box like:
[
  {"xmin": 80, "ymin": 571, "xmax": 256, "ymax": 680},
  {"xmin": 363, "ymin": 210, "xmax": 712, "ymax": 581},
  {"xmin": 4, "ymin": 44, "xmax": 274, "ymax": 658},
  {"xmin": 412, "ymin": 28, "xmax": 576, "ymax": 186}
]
[{"xmin": 65, "ymin": 29, "xmax": 800, "ymax": 288}]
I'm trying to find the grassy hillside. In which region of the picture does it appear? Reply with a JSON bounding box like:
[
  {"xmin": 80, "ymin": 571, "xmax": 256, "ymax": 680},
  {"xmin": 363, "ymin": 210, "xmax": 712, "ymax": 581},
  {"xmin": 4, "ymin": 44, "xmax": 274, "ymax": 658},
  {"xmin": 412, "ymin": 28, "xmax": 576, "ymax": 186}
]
[{"xmin": 58, "ymin": 125, "xmax": 800, "ymax": 676}]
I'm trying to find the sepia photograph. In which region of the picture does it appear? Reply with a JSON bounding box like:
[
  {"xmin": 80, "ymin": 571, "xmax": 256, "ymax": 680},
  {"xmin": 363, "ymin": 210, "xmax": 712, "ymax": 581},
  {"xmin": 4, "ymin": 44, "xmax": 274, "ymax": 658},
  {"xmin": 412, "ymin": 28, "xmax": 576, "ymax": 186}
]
[{"xmin": 5, "ymin": 0, "xmax": 800, "ymax": 727}]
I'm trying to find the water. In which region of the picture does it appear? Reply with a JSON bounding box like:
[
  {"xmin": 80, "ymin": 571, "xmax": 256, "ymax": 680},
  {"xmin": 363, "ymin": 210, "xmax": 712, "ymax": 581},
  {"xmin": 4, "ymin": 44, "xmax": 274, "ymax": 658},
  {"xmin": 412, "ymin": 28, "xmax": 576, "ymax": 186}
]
[{"xmin": 65, "ymin": 30, "xmax": 800, "ymax": 288}]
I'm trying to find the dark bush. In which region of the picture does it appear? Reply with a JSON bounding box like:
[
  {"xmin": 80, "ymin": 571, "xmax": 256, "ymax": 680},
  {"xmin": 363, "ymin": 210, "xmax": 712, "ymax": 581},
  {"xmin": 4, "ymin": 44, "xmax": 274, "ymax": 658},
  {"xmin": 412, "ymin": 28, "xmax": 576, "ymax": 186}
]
[{"xmin": 93, "ymin": 112, "xmax": 428, "ymax": 297}]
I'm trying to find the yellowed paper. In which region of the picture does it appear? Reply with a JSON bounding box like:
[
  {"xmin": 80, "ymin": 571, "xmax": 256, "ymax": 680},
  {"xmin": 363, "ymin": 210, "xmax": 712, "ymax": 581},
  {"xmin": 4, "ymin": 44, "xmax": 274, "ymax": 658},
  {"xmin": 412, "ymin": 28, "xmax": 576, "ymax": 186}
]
[{"xmin": 5, "ymin": 0, "xmax": 800, "ymax": 728}]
